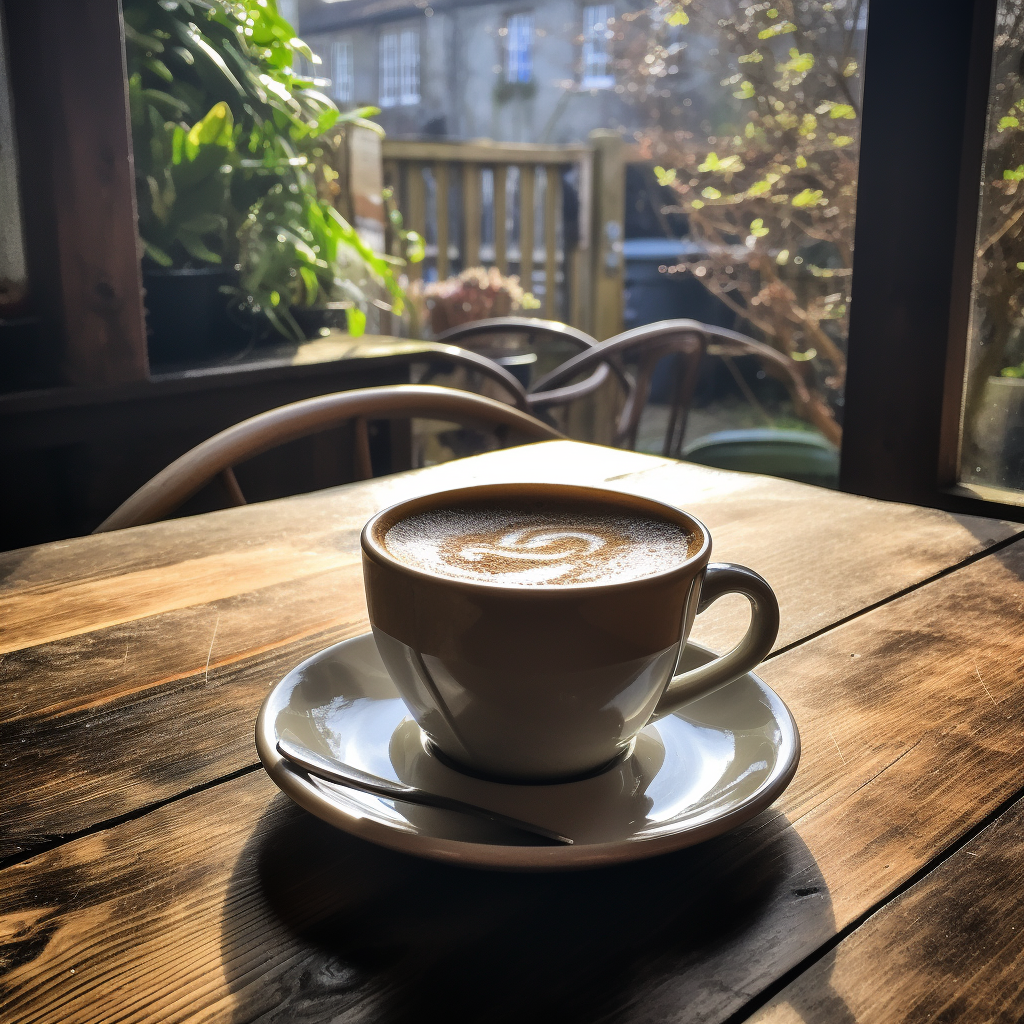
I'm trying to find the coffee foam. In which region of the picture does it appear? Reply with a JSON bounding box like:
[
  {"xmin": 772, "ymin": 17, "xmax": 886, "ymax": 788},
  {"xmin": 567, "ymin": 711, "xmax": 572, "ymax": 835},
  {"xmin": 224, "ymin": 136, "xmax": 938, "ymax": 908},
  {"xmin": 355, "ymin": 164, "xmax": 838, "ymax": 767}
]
[{"xmin": 382, "ymin": 501, "xmax": 693, "ymax": 586}]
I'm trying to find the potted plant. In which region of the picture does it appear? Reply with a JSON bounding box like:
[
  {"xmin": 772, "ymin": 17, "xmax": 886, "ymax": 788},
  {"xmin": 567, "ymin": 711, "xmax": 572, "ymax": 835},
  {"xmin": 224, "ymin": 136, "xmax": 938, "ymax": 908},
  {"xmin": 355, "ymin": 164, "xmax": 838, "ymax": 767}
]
[{"xmin": 124, "ymin": 0, "xmax": 415, "ymax": 364}]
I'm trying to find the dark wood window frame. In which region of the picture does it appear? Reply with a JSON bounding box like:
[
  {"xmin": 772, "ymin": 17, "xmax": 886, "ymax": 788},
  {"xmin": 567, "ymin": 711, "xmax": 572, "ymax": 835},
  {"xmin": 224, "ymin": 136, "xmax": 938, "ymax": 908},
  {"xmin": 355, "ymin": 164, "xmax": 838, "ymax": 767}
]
[{"xmin": 839, "ymin": 0, "xmax": 1024, "ymax": 521}]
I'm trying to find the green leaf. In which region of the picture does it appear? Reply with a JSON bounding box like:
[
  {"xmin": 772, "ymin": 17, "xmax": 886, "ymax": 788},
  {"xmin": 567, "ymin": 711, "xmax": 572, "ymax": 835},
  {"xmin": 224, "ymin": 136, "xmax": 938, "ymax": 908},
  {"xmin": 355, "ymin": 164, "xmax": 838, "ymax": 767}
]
[
  {"xmin": 1005, "ymin": 167, "xmax": 1024, "ymax": 181},
  {"xmin": 792, "ymin": 188, "xmax": 824, "ymax": 208},
  {"xmin": 758, "ymin": 20, "xmax": 796, "ymax": 38},
  {"xmin": 791, "ymin": 348, "xmax": 817, "ymax": 361},
  {"xmin": 405, "ymin": 231, "xmax": 426, "ymax": 263},
  {"xmin": 749, "ymin": 218, "xmax": 769, "ymax": 238},
  {"xmin": 829, "ymin": 104, "xmax": 856, "ymax": 120},
  {"xmin": 701, "ymin": 187, "xmax": 721, "ymax": 200},
  {"xmin": 143, "ymin": 240, "xmax": 174, "ymax": 267},
  {"xmin": 733, "ymin": 80, "xmax": 755, "ymax": 99},
  {"xmin": 796, "ymin": 154, "xmax": 807, "ymax": 168},
  {"xmin": 346, "ymin": 306, "xmax": 367, "ymax": 336},
  {"xmin": 776, "ymin": 249, "xmax": 790, "ymax": 265},
  {"xmin": 144, "ymin": 56, "xmax": 174, "ymax": 82},
  {"xmin": 187, "ymin": 102, "xmax": 234, "ymax": 153},
  {"xmin": 654, "ymin": 165, "xmax": 677, "ymax": 186},
  {"xmin": 738, "ymin": 51, "xmax": 763, "ymax": 64},
  {"xmin": 177, "ymin": 230, "xmax": 222, "ymax": 264},
  {"xmin": 666, "ymin": 7, "xmax": 689, "ymax": 26},
  {"xmin": 298, "ymin": 265, "xmax": 319, "ymax": 304},
  {"xmin": 999, "ymin": 116, "xmax": 1021, "ymax": 132}
]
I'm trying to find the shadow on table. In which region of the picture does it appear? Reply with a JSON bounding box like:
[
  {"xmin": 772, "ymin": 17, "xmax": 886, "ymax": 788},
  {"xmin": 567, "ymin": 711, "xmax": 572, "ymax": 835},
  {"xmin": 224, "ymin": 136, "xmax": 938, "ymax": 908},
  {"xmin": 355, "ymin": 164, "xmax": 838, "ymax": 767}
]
[{"xmin": 219, "ymin": 795, "xmax": 854, "ymax": 1024}]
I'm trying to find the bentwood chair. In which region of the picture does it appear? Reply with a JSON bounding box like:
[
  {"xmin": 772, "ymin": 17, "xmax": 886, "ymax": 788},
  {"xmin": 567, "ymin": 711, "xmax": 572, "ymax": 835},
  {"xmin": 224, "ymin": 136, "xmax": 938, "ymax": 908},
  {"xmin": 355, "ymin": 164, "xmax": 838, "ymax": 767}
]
[
  {"xmin": 433, "ymin": 317, "xmax": 631, "ymax": 414},
  {"xmin": 94, "ymin": 385, "xmax": 562, "ymax": 533},
  {"xmin": 529, "ymin": 319, "xmax": 813, "ymax": 457}
]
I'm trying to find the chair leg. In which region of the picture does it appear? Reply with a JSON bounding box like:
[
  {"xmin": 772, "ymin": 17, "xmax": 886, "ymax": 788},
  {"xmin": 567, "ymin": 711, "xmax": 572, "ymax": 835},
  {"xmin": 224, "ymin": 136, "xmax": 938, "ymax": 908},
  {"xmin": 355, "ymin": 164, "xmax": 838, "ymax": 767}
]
[
  {"xmin": 665, "ymin": 339, "xmax": 707, "ymax": 459},
  {"xmin": 353, "ymin": 417, "xmax": 374, "ymax": 481},
  {"xmin": 219, "ymin": 467, "xmax": 247, "ymax": 507},
  {"xmin": 618, "ymin": 353, "xmax": 657, "ymax": 450}
]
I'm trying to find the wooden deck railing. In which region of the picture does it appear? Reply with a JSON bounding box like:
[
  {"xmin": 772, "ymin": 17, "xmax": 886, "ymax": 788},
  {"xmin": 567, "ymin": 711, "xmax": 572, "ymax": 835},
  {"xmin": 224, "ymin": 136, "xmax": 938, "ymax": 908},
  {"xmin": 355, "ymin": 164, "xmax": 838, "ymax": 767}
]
[{"xmin": 382, "ymin": 134, "xmax": 624, "ymax": 339}]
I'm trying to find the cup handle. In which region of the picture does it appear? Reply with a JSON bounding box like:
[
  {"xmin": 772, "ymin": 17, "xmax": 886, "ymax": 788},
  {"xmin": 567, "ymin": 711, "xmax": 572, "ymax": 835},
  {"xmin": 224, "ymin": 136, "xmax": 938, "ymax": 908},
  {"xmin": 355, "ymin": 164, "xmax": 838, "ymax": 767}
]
[{"xmin": 652, "ymin": 562, "xmax": 780, "ymax": 720}]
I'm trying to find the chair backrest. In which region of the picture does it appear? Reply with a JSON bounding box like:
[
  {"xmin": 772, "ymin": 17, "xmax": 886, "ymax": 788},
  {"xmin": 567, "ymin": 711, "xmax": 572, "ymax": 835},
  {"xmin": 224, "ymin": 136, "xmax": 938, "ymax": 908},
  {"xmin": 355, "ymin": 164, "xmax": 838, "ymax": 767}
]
[
  {"xmin": 398, "ymin": 340, "xmax": 531, "ymax": 410},
  {"xmin": 94, "ymin": 385, "xmax": 563, "ymax": 533},
  {"xmin": 434, "ymin": 317, "xmax": 630, "ymax": 410},
  {"xmin": 529, "ymin": 319, "xmax": 813, "ymax": 457}
]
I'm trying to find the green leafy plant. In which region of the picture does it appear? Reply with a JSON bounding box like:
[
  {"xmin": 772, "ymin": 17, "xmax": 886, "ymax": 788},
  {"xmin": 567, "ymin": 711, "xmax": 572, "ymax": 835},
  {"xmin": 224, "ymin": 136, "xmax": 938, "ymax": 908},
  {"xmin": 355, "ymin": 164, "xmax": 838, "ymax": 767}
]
[
  {"xmin": 124, "ymin": 0, "xmax": 413, "ymax": 338},
  {"xmin": 620, "ymin": 0, "xmax": 865, "ymax": 444}
]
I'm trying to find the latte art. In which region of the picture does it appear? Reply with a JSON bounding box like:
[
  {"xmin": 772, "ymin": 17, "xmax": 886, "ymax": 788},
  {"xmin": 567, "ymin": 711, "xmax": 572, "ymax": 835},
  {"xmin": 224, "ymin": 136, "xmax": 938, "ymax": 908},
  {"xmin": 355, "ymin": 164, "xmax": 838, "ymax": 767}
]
[{"xmin": 383, "ymin": 502, "xmax": 693, "ymax": 585}]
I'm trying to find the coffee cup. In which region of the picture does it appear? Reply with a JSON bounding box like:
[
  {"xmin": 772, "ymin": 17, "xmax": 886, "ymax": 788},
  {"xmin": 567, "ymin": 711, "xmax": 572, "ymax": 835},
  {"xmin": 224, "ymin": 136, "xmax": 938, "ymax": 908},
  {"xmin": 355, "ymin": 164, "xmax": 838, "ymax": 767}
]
[{"xmin": 361, "ymin": 483, "xmax": 779, "ymax": 783}]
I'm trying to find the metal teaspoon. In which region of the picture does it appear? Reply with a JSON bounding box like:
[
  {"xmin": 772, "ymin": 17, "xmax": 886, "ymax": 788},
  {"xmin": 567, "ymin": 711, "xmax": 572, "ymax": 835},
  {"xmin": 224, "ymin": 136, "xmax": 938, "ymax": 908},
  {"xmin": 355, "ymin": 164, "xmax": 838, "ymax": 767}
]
[{"xmin": 276, "ymin": 738, "xmax": 573, "ymax": 846}]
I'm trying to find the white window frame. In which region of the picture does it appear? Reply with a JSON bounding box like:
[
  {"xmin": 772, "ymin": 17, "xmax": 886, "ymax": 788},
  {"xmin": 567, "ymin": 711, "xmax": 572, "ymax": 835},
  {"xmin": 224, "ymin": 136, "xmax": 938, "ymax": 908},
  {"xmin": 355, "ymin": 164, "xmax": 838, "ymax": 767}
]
[
  {"xmin": 505, "ymin": 12, "xmax": 533, "ymax": 84},
  {"xmin": 331, "ymin": 38, "xmax": 353, "ymax": 104},
  {"xmin": 581, "ymin": 4, "xmax": 615, "ymax": 90},
  {"xmin": 380, "ymin": 28, "xmax": 420, "ymax": 107}
]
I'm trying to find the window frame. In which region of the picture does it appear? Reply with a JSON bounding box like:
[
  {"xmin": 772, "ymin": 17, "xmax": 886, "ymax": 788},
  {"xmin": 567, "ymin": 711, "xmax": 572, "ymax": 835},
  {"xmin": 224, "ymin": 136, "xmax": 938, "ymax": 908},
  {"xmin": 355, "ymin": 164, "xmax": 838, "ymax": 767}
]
[
  {"xmin": 330, "ymin": 38, "xmax": 354, "ymax": 105},
  {"xmin": 379, "ymin": 27, "xmax": 420, "ymax": 109},
  {"xmin": 838, "ymin": 0, "xmax": 1024, "ymax": 520},
  {"xmin": 505, "ymin": 12, "xmax": 534, "ymax": 85},
  {"xmin": 581, "ymin": 4, "xmax": 615, "ymax": 91}
]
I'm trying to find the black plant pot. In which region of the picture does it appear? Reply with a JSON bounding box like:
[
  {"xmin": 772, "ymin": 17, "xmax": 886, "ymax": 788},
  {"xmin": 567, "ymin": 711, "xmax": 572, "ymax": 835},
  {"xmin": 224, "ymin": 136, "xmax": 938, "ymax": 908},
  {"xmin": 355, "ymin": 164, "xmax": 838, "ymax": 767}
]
[{"xmin": 143, "ymin": 266, "xmax": 254, "ymax": 368}]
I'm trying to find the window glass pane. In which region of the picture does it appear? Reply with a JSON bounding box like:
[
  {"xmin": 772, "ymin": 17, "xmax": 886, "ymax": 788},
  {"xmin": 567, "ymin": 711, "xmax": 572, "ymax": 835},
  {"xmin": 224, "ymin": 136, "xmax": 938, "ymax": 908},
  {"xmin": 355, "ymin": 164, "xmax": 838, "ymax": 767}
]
[
  {"xmin": 400, "ymin": 29, "xmax": 420, "ymax": 105},
  {"xmin": 958, "ymin": 0, "xmax": 1024, "ymax": 495},
  {"xmin": 296, "ymin": 1, "xmax": 869, "ymax": 482},
  {"xmin": 506, "ymin": 13, "xmax": 533, "ymax": 84},
  {"xmin": 0, "ymin": 0, "xmax": 28, "ymax": 316},
  {"xmin": 582, "ymin": 4, "xmax": 615, "ymax": 90},
  {"xmin": 331, "ymin": 39, "xmax": 353, "ymax": 104},
  {"xmin": 379, "ymin": 32, "xmax": 399, "ymax": 107}
]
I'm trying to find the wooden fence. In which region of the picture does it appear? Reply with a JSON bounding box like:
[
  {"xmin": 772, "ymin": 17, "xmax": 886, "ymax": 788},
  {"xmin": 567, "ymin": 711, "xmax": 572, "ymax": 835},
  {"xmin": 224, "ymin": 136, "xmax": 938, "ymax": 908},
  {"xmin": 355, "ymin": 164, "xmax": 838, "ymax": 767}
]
[{"xmin": 382, "ymin": 132, "xmax": 625, "ymax": 340}]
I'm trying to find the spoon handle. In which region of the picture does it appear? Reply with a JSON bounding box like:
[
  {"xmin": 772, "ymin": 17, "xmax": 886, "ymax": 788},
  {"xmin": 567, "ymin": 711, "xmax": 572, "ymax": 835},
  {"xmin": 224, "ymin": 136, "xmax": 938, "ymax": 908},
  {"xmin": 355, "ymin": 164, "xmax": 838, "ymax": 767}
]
[{"xmin": 276, "ymin": 739, "xmax": 572, "ymax": 845}]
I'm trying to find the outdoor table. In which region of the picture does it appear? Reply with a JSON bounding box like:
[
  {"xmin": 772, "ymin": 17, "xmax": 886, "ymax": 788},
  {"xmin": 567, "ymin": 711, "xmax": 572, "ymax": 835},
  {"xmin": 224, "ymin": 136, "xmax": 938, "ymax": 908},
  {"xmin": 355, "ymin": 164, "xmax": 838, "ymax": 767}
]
[{"xmin": 3, "ymin": 439, "xmax": 1024, "ymax": 1023}]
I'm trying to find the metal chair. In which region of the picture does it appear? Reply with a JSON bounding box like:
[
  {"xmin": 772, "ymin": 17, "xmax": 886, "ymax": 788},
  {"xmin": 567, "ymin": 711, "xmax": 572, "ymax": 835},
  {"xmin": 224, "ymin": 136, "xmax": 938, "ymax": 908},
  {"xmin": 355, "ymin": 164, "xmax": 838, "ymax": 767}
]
[
  {"xmin": 94, "ymin": 385, "xmax": 562, "ymax": 532},
  {"xmin": 529, "ymin": 319, "xmax": 813, "ymax": 457}
]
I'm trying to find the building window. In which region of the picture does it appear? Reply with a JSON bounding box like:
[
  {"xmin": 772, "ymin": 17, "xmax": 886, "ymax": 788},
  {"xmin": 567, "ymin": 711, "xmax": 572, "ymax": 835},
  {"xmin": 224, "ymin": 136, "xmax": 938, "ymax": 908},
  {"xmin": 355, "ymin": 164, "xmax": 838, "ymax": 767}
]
[
  {"xmin": 331, "ymin": 39, "xmax": 353, "ymax": 104},
  {"xmin": 505, "ymin": 13, "xmax": 533, "ymax": 84},
  {"xmin": 581, "ymin": 4, "xmax": 615, "ymax": 90},
  {"xmin": 380, "ymin": 29, "xmax": 420, "ymax": 108}
]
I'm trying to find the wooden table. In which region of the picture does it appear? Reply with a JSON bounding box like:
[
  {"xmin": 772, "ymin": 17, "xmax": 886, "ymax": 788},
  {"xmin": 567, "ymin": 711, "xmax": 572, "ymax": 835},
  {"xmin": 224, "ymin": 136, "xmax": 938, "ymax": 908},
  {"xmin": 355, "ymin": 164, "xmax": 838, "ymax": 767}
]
[{"xmin": 3, "ymin": 440, "xmax": 1024, "ymax": 1022}]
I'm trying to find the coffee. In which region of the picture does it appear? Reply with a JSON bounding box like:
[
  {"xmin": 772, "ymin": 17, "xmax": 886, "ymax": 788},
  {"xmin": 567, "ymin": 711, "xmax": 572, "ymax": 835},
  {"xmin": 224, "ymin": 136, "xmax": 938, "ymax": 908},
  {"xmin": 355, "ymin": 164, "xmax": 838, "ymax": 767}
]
[{"xmin": 382, "ymin": 500, "xmax": 693, "ymax": 586}]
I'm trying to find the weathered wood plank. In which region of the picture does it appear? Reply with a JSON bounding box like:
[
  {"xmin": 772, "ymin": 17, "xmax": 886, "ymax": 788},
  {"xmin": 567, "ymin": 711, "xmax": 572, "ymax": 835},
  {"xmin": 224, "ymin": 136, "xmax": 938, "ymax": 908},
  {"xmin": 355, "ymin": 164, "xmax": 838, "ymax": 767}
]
[
  {"xmin": 543, "ymin": 165, "xmax": 561, "ymax": 319},
  {"xmin": 404, "ymin": 163, "xmax": 426, "ymax": 283},
  {"xmin": 463, "ymin": 164, "xmax": 482, "ymax": 269},
  {"xmin": 493, "ymin": 165, "xmax": 508, "ymax": 274},
  {"xmin": 519, "ymin": 165, "xmax": 536, "ymax": 295},
  {"xmin": 6, "ymin": 541, "xmax": 1024, "ymax": 1021},
  {"xmin": 751, "ymin": 795, "xmax": 1024, "ymax": 1024},
  {"xmin": 382, "ymin": 138, "xmax": 590, "ymax": 164},
  {"xmin": 0, "ymin": 443, "xmax": 1019, "ymax": 859},
  {"xmin": 433, "ymin": 162, "xmax": 449, "ymax": 279}
]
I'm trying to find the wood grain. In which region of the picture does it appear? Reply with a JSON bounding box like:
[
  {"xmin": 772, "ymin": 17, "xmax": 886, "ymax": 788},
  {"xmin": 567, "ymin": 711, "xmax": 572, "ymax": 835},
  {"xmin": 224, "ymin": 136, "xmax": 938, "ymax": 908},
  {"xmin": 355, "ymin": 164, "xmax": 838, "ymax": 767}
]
[
  {"xmin": 434, "ymin": 162, "xmax": 449, "ymax": 279},
  {"xmin": 519, "ymin": 165, "xmax": 536, "ymax": 292},
  {"xmin": 751, "ymin": 795, "xmax": 1024, "ymax": 1024},
  {"xmin": 1, "ymin": 443, "xmax": 1019, "ymax": 860},
  {"xmin": 6, "ymin": 539, "xmax": 1024, "ymax": 1022}
]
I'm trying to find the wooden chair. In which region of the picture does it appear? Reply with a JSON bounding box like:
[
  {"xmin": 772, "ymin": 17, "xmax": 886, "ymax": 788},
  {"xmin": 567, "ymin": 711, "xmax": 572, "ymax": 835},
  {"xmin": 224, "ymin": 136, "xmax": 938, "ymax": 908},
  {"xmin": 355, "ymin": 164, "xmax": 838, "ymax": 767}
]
[
  {"xmin": 529, "ymin": 319, "xmax": 813, "ymax": 457},
  {"xmin": 383, "ymin": 340, "xmax": 531, "ymax": 411},
  {"xmin": 433, "ymin": 317, "xmax": 630, "ymax": 414},
  {"xmin": 94, "ymin": 385, "xmax": 562, "ymax": 533}
]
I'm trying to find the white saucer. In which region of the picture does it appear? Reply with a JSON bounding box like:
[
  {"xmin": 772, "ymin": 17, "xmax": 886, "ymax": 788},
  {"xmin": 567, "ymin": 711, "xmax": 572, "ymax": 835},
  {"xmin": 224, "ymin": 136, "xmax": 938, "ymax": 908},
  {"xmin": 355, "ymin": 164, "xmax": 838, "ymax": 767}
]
[{"xmin": 255, "ymin": 632, "xmax": 800, "ymax": 871}]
